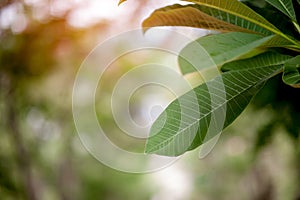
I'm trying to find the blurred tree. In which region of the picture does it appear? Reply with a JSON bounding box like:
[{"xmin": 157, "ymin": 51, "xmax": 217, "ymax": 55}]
[
  {"xmin": 0, "ymin": 1, "xmax": 153, "ymax": 200},
  {"xmin": 0, "ymin": 2, "xmax": 96, "ymax": 199}
]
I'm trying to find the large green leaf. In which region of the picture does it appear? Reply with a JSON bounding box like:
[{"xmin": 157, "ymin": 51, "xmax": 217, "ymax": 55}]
[
  {"xmin": 178, "ymin": 32, "xmax": 273, "ymax": 74},
  {"xmin": 221, "ymin": 51, "xmax": 292, "ymax": 72},
  {"xmin": 265, "ymin": 0, "xmax": 296, "ymax": 21},
  {"xmin": 184, "ymin": 0, "xmax": 299, "ymax": 45},
  {"xmin": 145, "ymin": 64, "xmax": 282, "ymax": 156},
  {"xmin": 282, "ymin": 55, "xmax": 300, "ymax": 88},
  {"xmin": 183, "ymin": 3, "xmax": 273, "ymax": 35},
  {"xmin": 142, "ymin": 4, "xmax": 255, "ymax": 33}
]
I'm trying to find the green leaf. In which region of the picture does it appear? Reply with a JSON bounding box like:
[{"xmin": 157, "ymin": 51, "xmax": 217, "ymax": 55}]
[
  {"xmin": 260, "ymin": 35, "xmax": 296, "ymax": 48},
  {"xmin": 265, "ymin": 0, "xmax": 296, "ymax": 21},
  {"xmin": 221, "ymin": 51, "xmax": 292, "ymax": 72},
  {"xmin": 184, "ymin": 3, "xmax": 273, "ymax": 35},
  {"xmin": 184, "ymin": 0, "xmax": 299, "ymax": 45},
  {"xmin": 244, "ymin": 2, "xmax": 297, "ymax": 36},
  {"xmin": 142, "ymin": 4, "xmax": 252, "ymax": 33},
  {"xmin": 146, "ymin": 64, "xmax": 282, "ymax": 156},
  {"xmin": 178, "ymin": 32, "xmax": 274, "ymax": 74},
  {"xmin": 185, "ymin": 0, "xmax": 279, "ymax": 32},
  {"xmin": 282, "ymin": 55, "xmax": 300, "ymax": 88}
]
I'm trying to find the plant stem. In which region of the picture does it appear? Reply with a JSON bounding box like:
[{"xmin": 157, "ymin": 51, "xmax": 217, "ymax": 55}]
[{"xmin": 292, "ymin": 21, "xmax": 300, "ymax": 35}]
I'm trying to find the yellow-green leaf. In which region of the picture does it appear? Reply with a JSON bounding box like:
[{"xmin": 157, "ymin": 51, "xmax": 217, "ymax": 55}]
[
  {"xmin": 142, "ymin": 4, "xmax": 253, "ymax": 33},
  {"xmin": 260, "ymin": 35, "xmax": 300, "ymax": 52},
  {"xmin": 183, "ymin": 3, "xmax": 272, "ymax": 35},
  {"xmin": 185, "ymin": 0, "xmax": 277, "ymax": 30},
  {"xmin": 184, "ymin": 0, "xmax": 298, "ymax": 45}
]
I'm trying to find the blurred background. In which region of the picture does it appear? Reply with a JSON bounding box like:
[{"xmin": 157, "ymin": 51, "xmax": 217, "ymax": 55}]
[{"xmin": 0, "ymin": 0, "xmax": 299, "ymax": 199}]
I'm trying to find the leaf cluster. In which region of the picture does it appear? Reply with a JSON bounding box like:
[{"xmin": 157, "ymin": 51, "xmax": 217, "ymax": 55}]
[{"xmin": 136, "ymin": 0, "xmax": 300, "ymax": 156}]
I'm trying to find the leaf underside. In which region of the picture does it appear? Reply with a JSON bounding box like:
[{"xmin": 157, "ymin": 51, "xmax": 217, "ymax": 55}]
[
  {"xmin": 184, "ymin": 3, "xmax": 272, "ymax": 35},
  {"xmin": 221, "ymin": 51, "xmax": 292, "ymax": 71},
  {"xmin": 142, "ymin": 4, "xmax": 252, "ymax": 33},
  {"xmin": 178, "ymin": 32, "xmax": 274, "ymax": 74},
  {"xmin": 146, "ymin": 64, "xmax": 282, "ymax": 156},
  {"xmin": 184, "ymin": 0, "xmax": 280, "ymax": 35}
]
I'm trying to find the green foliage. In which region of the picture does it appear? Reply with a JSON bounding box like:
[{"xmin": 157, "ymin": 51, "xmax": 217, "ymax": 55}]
[
  {"xmin": 144, "ymin": 0, "xmax": 300, "ymax": 156},
  {"xmin": 282, "ymin": 55, "xmax": 300, "ymax": 87},
  {"xmin": 265, "ymin": 0, "xmax": 296, "ymax": 21},
  {"xmin": 0, "ymin": 2, "xmax": 153, "ymax": 199},
  {"xmin": 178, "ymin": 32, "xmax": 274, "ymax": 74}
]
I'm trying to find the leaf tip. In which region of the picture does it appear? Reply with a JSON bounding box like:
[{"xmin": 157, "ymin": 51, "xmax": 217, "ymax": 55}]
[
  {"xmin": 144, "ymin": 146, "xmax": 155, "ymax": 155},
  {"xmin": 118, "ymin": 0, "xmax": 127, "ymax": 6},
  {"xmin": 142, "ymin": 27, "xmax": 150, "ymax": 35},
  {"xmin": 141, "ymin": 20, "xmax": 152, "ymax": 34},
  {"xmin": 144, "ymin": 149, "xmax": 151, "ymax": 154}
]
